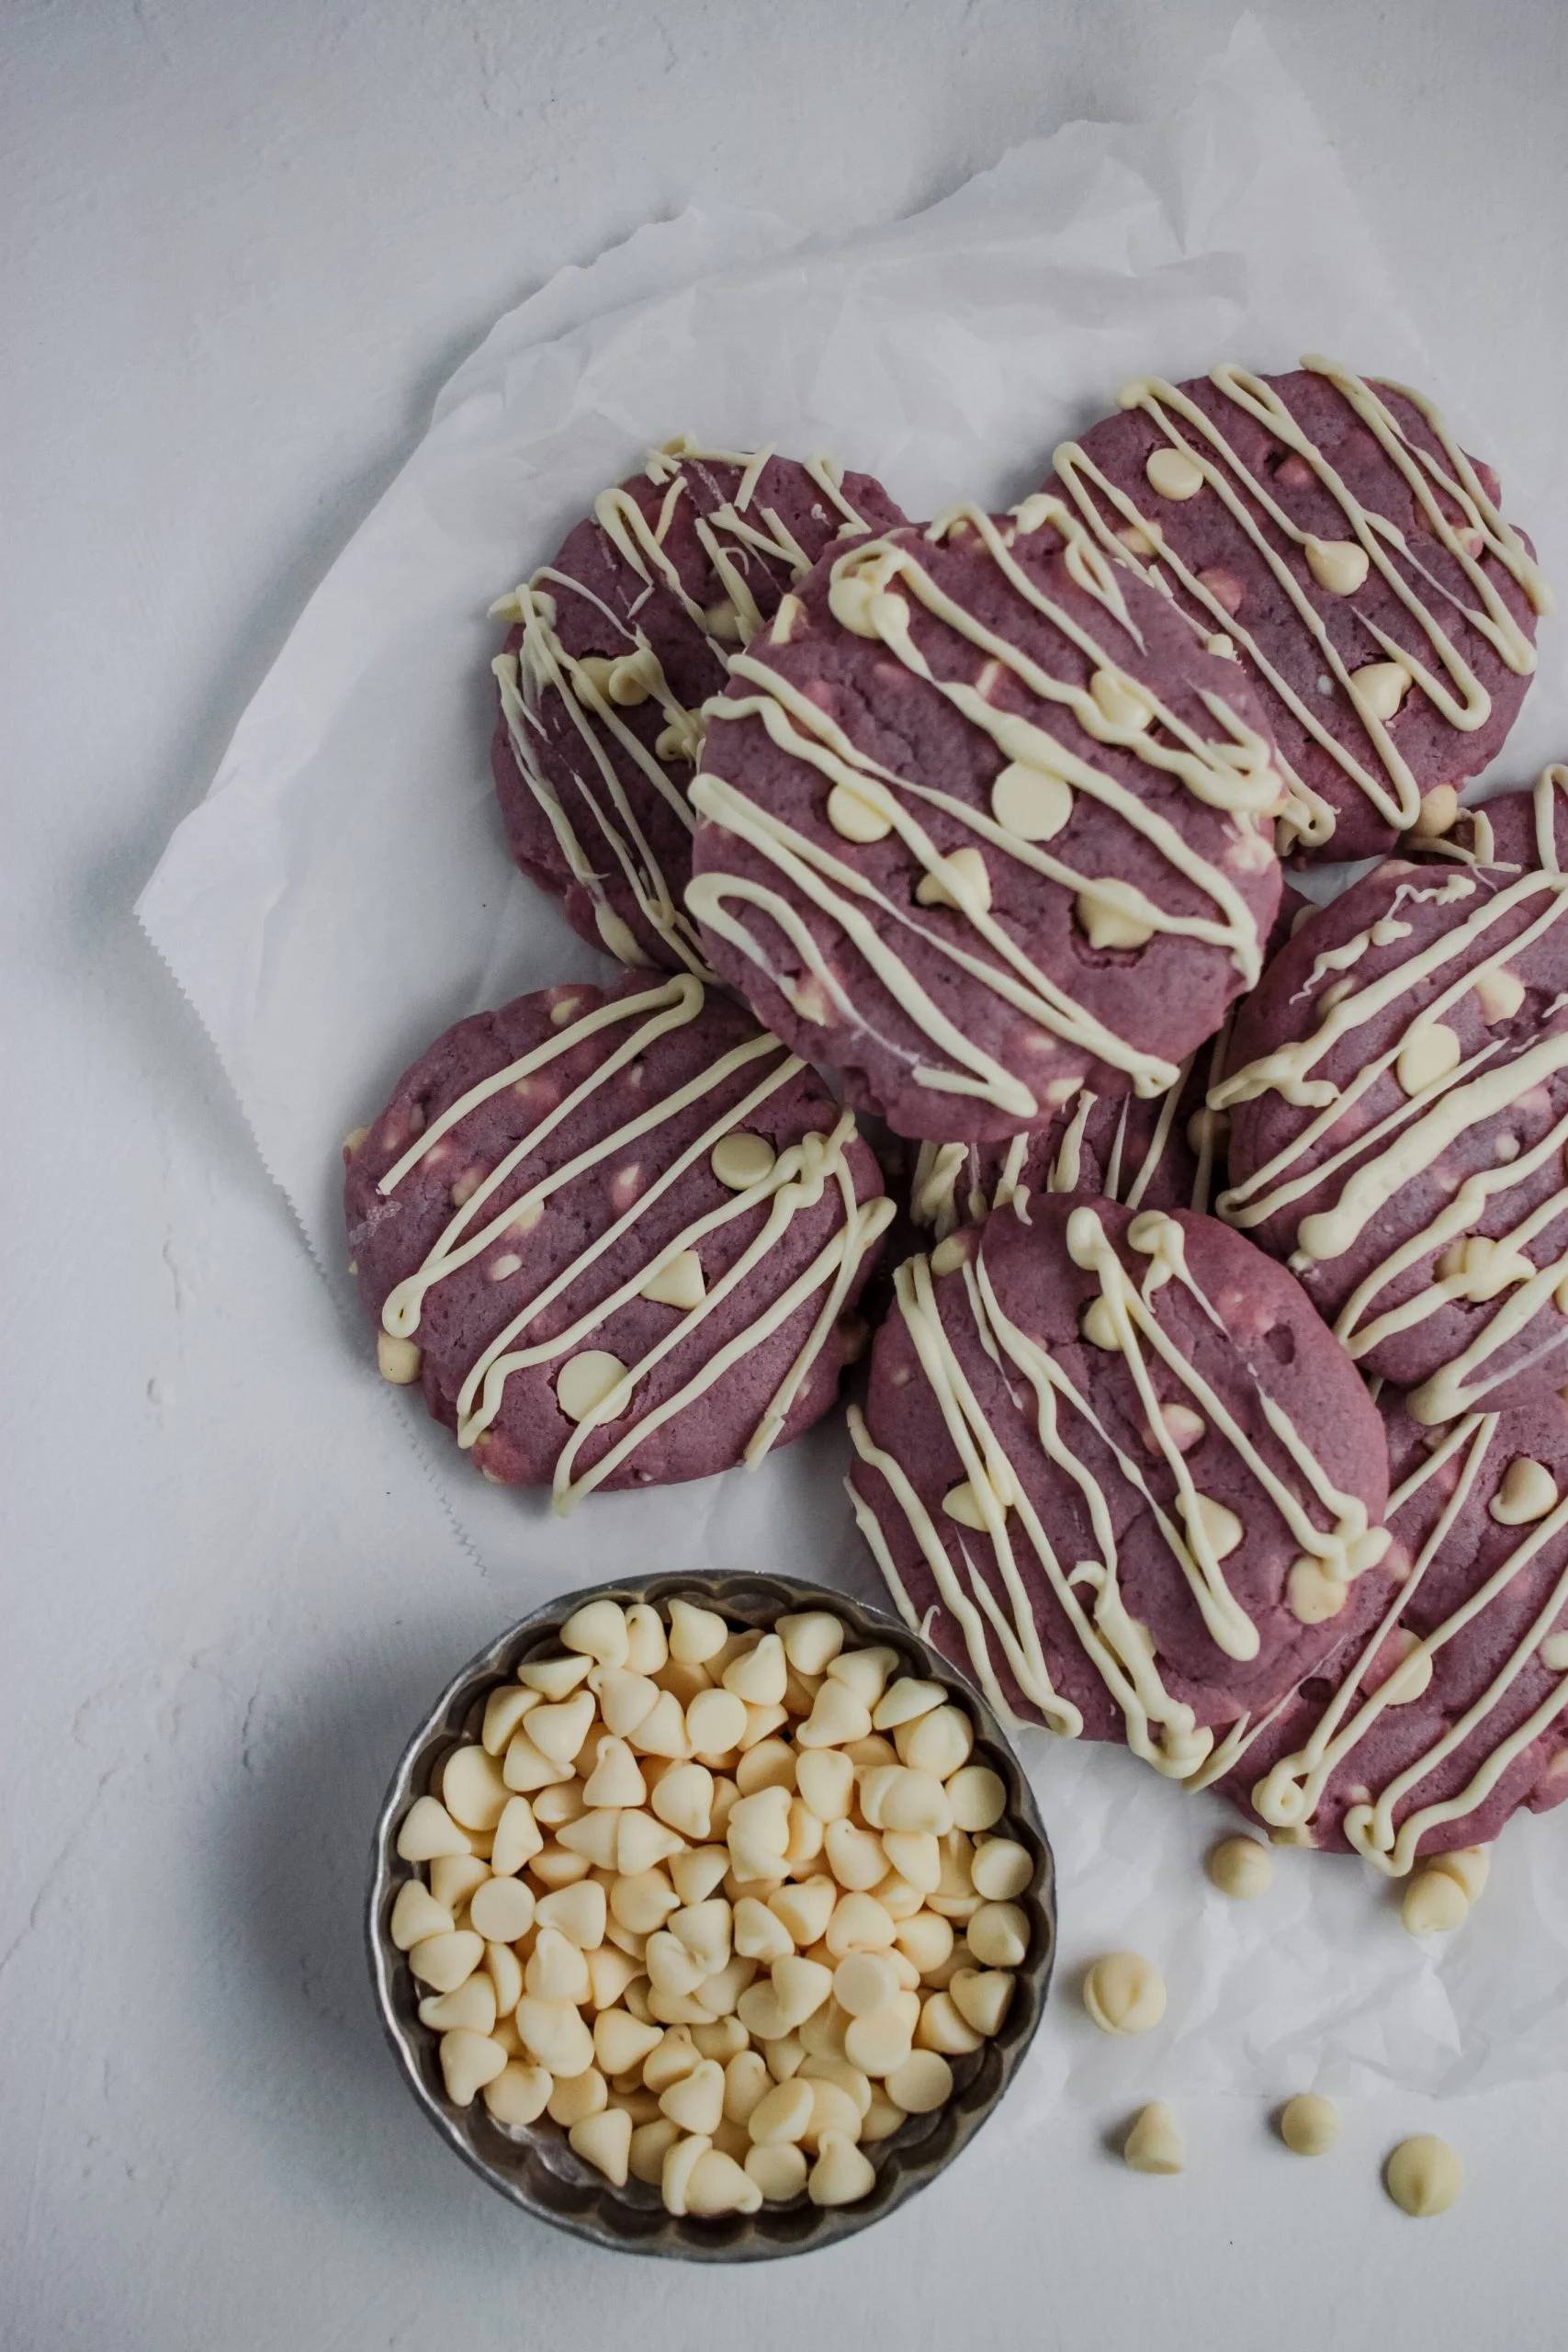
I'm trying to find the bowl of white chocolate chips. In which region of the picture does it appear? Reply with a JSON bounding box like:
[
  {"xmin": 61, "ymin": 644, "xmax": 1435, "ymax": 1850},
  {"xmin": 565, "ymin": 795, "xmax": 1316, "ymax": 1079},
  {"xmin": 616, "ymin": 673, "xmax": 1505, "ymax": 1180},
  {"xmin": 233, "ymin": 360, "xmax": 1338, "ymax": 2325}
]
[{"xmin": 367, "ymin": 1572, "xmax": 1055, "ymax": 2257}]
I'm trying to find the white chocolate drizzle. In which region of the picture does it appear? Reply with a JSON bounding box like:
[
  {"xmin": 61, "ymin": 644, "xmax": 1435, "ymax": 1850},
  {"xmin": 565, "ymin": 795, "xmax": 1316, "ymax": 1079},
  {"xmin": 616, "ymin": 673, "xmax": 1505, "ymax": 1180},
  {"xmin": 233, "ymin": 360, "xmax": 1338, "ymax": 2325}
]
[
  {"xmin": 492, "ymin": 440, "xmax": 877, "ymax": 972},
  {"xmin": 686, "ymin": 495, "xmax": 1277, "ymax": 1130},
  {"xmin": 1216, "ymin": 868, "xmax": 1568, "ymax": 1423},
  {"xmin": 370, "ymin": 977, "xmax": 892, "ymax": 1511},
  {"xmin": 1195, "ymin": 1412, "xmax": 1568, "ymax": 1872},
  {"xmin": 847, "ymin": 1204, "xmax": 1382, "ymax": 1776},
  {"xmin": 1052, "ymin": 360, "xmax": 1551, "ymax": 854}
]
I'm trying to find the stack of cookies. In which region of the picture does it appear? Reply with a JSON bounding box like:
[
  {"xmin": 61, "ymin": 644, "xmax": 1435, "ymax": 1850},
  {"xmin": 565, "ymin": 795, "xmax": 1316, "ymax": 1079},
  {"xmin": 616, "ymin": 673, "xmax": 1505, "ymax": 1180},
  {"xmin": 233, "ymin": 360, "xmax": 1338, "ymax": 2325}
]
[{"xmin": 344, "ymin": 363, "xmax": 1568, "ymax": 1884}]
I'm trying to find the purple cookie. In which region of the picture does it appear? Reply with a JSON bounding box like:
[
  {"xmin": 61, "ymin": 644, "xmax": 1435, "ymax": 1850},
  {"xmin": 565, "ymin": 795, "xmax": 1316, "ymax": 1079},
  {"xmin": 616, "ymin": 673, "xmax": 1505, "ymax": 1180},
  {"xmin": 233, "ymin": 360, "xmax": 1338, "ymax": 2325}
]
[
  {"xmin": 847, "ymin": 1195, "xmax": 1392, "ymax": 1778},
  {"xmin": 1214, "ymin": 1392, "xmax": 1568, "ymax": 1868},
  {"xmin": 491, "ymin": 440, "xmax": 905, "ymax": 972},
  {"xmin": 344, "ymin": 974, "xmax": 892, "ymax": 1510},
  {"xmin": 688, "ymin": 495, "xmax": 1283, "ymax": 1146},
  {"xmin": 1220, "ymin": 858, "xmax": 1568, "ymax": 1425},
  {"xmin": 1403, "ymin": 763, "xmax": 1568, "ymax": 874},
  {"xmin": 1045, "ymin": 361, "xmax": 1547, "ymax": 864},
  {"xmin": 907, "ymin": 883, "xmax": 1311, "ymax": 1238}
]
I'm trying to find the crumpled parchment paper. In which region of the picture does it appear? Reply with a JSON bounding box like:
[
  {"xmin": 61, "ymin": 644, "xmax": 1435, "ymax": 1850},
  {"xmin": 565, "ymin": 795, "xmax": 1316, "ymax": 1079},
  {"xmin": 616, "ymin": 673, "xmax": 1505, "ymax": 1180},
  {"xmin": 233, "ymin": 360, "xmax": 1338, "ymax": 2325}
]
[{"xmin": 140, "ymin": 16, "xmax": 1568, "ymax": 2103}]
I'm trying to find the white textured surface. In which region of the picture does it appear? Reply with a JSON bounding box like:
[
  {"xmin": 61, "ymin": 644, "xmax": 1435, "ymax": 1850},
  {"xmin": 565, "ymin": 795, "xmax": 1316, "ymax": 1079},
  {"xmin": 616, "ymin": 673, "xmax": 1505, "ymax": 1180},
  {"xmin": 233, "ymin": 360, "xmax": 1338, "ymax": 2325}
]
[{"xmin": 5, "ymin": 4, "xmax": 1566, "ymax": 2347}]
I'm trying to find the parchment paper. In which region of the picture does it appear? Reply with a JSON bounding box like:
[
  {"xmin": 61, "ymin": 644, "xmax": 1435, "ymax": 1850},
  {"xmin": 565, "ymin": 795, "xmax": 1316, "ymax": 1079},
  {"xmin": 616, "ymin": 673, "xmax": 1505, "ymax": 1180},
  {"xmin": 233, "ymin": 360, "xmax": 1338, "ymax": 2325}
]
[{"xmin": 139, "ymin": 17, "xmax": 1568, "ymax": 2104}]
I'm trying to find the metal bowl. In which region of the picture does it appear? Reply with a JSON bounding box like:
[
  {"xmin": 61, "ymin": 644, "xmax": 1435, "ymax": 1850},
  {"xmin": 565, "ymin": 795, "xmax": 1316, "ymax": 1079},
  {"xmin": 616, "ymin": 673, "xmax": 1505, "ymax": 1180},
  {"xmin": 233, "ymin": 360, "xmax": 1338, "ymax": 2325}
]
[{"xmin": 367, "ymin": 1568, "xmax": 1055, "ymax": 2260}]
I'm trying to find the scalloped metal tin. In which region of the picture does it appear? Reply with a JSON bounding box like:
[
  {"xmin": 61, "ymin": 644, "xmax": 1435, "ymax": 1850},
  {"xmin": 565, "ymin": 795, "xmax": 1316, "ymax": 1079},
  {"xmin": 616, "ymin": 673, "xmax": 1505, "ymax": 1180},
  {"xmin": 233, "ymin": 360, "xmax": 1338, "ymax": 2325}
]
[{"xmin": 367, "ymin": 1568, "xmax": 1055, "ymax": 2260}]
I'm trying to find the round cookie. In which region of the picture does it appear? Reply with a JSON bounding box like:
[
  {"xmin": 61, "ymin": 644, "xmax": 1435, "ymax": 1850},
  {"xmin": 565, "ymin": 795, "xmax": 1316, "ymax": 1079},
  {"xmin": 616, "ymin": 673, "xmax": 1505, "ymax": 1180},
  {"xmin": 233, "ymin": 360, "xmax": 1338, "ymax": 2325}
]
[
  {"xmin": 491, "ymin": 438, "xmax": 906, "ymax": 972},
  {"xmin": 846, "ymin": 1194, "xmax": 1392, "ymax": 1778},
  {"xmin": 1404, "ymin": 762, "xmax": 1568, "ymax": 874},
  {"xmin": 1045, "ymin": 359, "xmax": 1547, "ymax": 863},
  {"xmin": 687, "ymin": 493, "xmax": 1283, "ymax": 1145},
  {"xmin": 1219, "ymin": 858, "xmax": 1568, "ymax": 1425},
  {"xmin": 907, "ymin": 884, "xmax": 1313, "ymax": 1237},
  {"xmin": 344, "ymin": 974, "xmax": 893, "ymax": 1509},
  {"xmin": 1210, "ymin": 1392, "xmax": 1568, "ymax": 1869}
]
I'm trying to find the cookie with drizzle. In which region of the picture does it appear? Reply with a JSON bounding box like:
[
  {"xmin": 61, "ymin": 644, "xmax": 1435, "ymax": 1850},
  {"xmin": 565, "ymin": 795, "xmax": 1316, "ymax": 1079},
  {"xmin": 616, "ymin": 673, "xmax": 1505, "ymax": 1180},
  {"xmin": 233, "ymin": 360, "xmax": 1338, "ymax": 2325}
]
[
  {"xmin": 1218, "ymin": 857, "xmax": 1568, "ymax": 1425},
  {"xmin": 1205, "ymin": 1390, "xmax": 1568, "ymax": 1871},
  {"xmin": 686, "ymin": 492, "xmax": 1282, "ymax": 1145},
  {"xmin": 344, "ymin": 975, "xmax": 892, "ymax": 1512},
  {"xmin": 846, "ymin": 1195, "xmax": 1390, "ymax": 1778},
  {"xmin": 490, "ymin": 438, "xmax": 905, "ymax": 974},
  {"xmin": 1045, "ymin": 359, "xmax": 1548, "ymax": 863}
]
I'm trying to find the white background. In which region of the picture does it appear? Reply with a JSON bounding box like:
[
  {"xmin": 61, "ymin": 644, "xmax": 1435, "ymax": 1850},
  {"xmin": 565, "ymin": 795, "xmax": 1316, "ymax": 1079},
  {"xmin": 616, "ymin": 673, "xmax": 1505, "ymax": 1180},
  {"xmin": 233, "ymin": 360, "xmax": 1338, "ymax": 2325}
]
[{"xmin": 5, "ymin": 3, "xmax": 1566, "ymax": 2346}]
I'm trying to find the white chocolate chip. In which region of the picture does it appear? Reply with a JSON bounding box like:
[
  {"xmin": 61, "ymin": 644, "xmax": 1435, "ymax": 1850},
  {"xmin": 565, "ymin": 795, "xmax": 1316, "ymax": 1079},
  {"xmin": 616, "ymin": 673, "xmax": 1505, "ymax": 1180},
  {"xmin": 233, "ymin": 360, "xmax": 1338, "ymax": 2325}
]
[
  {"xmin": 1205, "ymin": 1837, "xmax": 1273, "ymax": 1900},
  {"xmin": 377, "ymin": 1331, "xmax": 423, "ymax": 1385},
  {"xmin": 710, "ymin": 1132, "xmax": 776, "ymax": 1191},
  {"xmin": 628, "ymin": 2117, "xmax": 682, "ymax": 2185},
  {"xmin": 945, "ymin": 1766, "xmax": 1007, "ymax": 1833},
  {"xmin": 970, "ymin": 1838, "xmax": 1032, "ymax": 1902},
  {"xmin": 746, "ymin": 2142, "xmax": 808, "ymax": 2199},
  {"xmin": 439, "ymin": 2030, "xmax": 507, "ymax": 2107},
  {"xmin": 547, "ymin": 2067, "xmax": 608, "ymax": 2128},
  {"xmin": 915, "ymin": 1990, "xmax": 983, "ymax": 2055},
  {"xmin": 467, "ymin": 1876, "xmax": 536, "ymax": 1943},
  {"xmin": 1395, "ymin": 1023, "xmax": 1461, "ymax": 1096},
  {"xmin": 1349, "ymin": 661, "xmax": 1412, "ymax": 722},
  {"xmin": 1410, "ymin": 783, "xmax": 1461, "ymax": 841},
  {"xmin": 638, "ymin": 1250, "xmax": 706, "ymax": 1311},
  {"xmin": 872, "ymin": 1678, "xmax": 947, "ymax": 1733},
  {"xmin": 895, "ymin": 1704, "xmax": 973, "ymax": 1779},
  {"xmin": 481, "ymin": 1686, "xmax": 540, "ymax": 1754},
  {"xmin": 1082, "ymin": 1951, "xmax": 1164, "ymax": 2035},
  {"xmin": 1303, "ymin": 537, "xmax": 1370, "ymax": 596},
  {"xmin": 688, "ymin": 1686, "xmax": 750, "ymax": 1757},
  {"xmin": 418, "ymin": 1977, "xmax": 496, "ymax": 2036},
  {"xmin": 593, "ymin": 2007, "xmax": 662, "ymax": 2077},
  {"xmin": 667, "ymin": 1598, "xmax": 730, "ymax": 1664},
  {"xmin": 441, "ymin": 1744, "xmax": 513, "ymax": 1833},
  {"xmin": 659, "ymin": 2057, "xmax": 727, "ymax": 2136},
  {"xmin": 776, "ymin": 1611, "xmax": 845, "ymax": 1676},
  {"xmin": 949, "ymin": 1967, "xmax": 1014, "ymax": 2037},
  {"xmin": 527, "ymin": 1926, "xmax": 592, "ymax": 2004},
  {"xmin": 807, "ymin": 2130, "xmax": 876, "ymax": 2207},
  {"xmin": 915, "ymin": 846, "xmax": 992, "ymax": 913},
  {"xmin": 723, "ymin": 1634, "xmax": 788, "ymax": 1708},
  {"xmin": 570, "ymin": 2106, "xmax": 634, "ymax": 2188},
  {"xmin": 886, "ymin": 2050, "xmax": 953, "ymax": 2113},
  {"xmin": 1074, "ymin": 877, "xmax": 1157, "ymax": 952},
  {"xmin": 771, "ymin": 1876, "xmax": 839, "ymax": 1949},
  {"xmin": 581, "ymin": 1736, "xmax": 648, "ymax": 1810},
  {"xmin": 1472, "ymin": 965, "xmax": 1525, "ymax": 1023},
  {"xmin": 826, "ymin": 782, "xmax": 893, "ymax": 843},
  {"xmin": 389, "ymin": 1881, "xmax": 456, "ymax": 1951},
  {"xmin": 941, "ymin": 1479, "xmax": 996, "ymax": 1531},
  {"xmin": 1401, "ymin": 1869, "xmax": 1470, "ymax": 1937},
  {"xmin": 483, "ymin": 2060, "xmax": 553, "ymax": 2127},
  {"xmin": 1280, "ymin": 2092, "xmax": 1338, "ymax": 2156},
  {"xmin": 685, "ymin": 2147, "xmax": 764, "ymax": 2216},
  {"xmin": 518, "ymin": 1655, "xmax": 592, "ymax": 1698},
  {"xmin": 1384, "ymin": 2134, "xmax": 1463, "ymax": 2217},
  {"xmin": 880, "ymin": 1830, "xmax": 940, "ymax": 1894},
  {"xmin": 408, "ymin": 1930, "xmax": 485, "ymax": 1995},
  {"xmin": 1287, "ymin": 1555, "xmax": 1349, "ymax": 1625},
  {"xmin": 1179, "ymin": 1492, "xmax": 1243, "ymax": 1563},
  {"xmin": 796, "ymin": 1680, "xmax": 874, "ymax": 1748},
  {"xmin": 1491, "ymin": 1456, "xmax": 1559, "ymax": 1525},
  {"xmin": 525, "ymin": 1690, "xmax": 597, "ymax": 1769},
  {"xmin": 555, "ymin": 1350, "xmax": 628, "ymax": 1423},
  {"xmin": 991, "ymin": 760, "xmax": 1072, "ymax": 842},
  {"xmin": 1123, "ymin": 2101, "xmax": 1184, "ymax": 2175},
  {"xmin": 1145, "ymin": 447, "xmax": 1204, "ymax": 501},
  {"xmin": 825, "ymin": 1893, "xmax": 897, "ymax": 1959},
  {"xmin": 395, "ymin": 1795, "xmax": 473, "ymax": 1863}
]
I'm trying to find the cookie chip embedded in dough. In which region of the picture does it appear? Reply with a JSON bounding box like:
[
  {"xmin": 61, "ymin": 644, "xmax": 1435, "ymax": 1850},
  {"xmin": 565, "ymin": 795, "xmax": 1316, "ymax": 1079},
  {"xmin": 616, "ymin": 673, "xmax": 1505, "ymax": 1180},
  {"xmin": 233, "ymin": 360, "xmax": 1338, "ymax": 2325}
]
[
  {"xmin": 687, "ymin": 496, "xmax": 1283, "ymax": 1145},
  {"xmin": 1213, "ymin": 1389, "xmax": 1568, "ymax": 1871},
  {"xmin": 1220, "ymin": 859, "xmax": 1568, "ymax": 1423},
  {"xmin": 1044, "ymin": 361, "xmax": 1546, "ymax": 864},
  {"xmin": 847, "ymin": 1195, "xmax": 1391, "ymax": 1779},
  {"xmin": 344, "ymin": 974, "xmax": 892, "ymax": 1509},
  {"xmin": 491, "ymin": 441, "xmax": 906, "ymax": 974}
]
